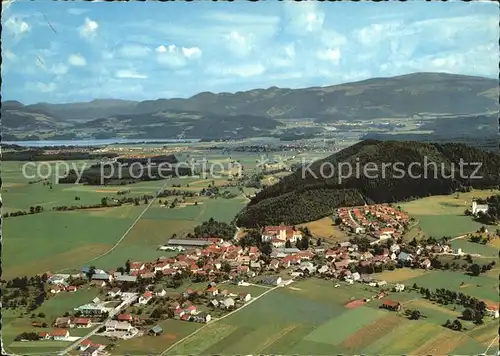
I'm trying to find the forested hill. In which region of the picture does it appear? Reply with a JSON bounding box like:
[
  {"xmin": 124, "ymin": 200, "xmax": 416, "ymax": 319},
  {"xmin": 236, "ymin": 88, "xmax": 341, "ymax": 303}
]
[{"xmin": 236, "ymin": 140, "xmax": 500, "ymax": 227}]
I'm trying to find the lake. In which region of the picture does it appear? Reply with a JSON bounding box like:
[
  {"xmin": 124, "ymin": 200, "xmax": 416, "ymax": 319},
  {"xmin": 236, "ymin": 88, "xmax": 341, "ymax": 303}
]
[{"xmin": 2, "ymin": 138, "xmax": 201, "ymax": 147}]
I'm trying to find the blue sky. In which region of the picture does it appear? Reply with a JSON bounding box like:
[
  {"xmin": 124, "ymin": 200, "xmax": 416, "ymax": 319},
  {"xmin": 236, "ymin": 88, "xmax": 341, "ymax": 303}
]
[{"xmin": 2, "ymin": 0, "xmax": 498, "ymax": 104}]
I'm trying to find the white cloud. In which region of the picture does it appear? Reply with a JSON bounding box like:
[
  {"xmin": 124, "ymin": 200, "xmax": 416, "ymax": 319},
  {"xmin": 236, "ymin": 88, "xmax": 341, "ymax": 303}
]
[
  {"xmin": 284, "ymin": 44, "xmax": 296, "ymax": 59},
  {"xmin": 203, "ymin": 11, "xmax": 280, "ymax": 26},
  {"xmin": 155, "ymin": 44, "xmax": 201, "ymax": 68},
  {"xmin": 67, "ymin": 8, "xmax": 89, "ymax": 16},
  {"xmin": 115, "ymin": 70, "xmax": 148, "ymax": 79},
  {"xmin": 119, "ymin": 44, "xmax": 151, "ymax": 58},
  {"xmin": 4, "ymin": 49, "xmax": 17, "ymax": 61},
  {"xmin": 155, "ymin": 45, "xmax": 167, "ymax": 53},
  {"xmin": 181, "ymin": 47, "xmax": 202, "ymax": 59},
  {"xmin": 317, "ymin": 48, "xmax": 341, "ymax": 64},
  {"xmin": 4, "ymin": 16, "xmax": 30, "ymax": 35},
  {"xmin": 68, "ymin": 54, "xmax": 87, "ymax": 67},
  {"xmin": 206, "ymin": 63, "xmax": 266, "ymax": 78},
  {"xmin": 79, "ymin": 17, "xmax": 98, "ymax": 39},
  {"xmin": 354, "ymin": 22, "xmax": 402, "ymax": 47},
  {"xmin": 50, "ymin": 63, "xmax": 69, "ymax": 75},
  {"xmin": 225, "ymin": 31, "xmax": 254, "ymax": 57},
  {"xmin": 285, "ymin": 2, "xmax": 325, "ymax": 33},
  {"xmin": 27, "ymin": 82, "xmax": 57, "ymax": 93}
]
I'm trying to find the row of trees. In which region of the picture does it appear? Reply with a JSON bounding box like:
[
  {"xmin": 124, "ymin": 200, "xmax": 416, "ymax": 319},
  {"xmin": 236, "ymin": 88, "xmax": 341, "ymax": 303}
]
[
  {"xmin": 2, "ymin": 274, "xmax": 48, "ymax": 312},
  {"xmin": 194, "ymin": 218, "xmax": 236, "ymax": 241},
  {"xmin": 3, "ymin": 205, "xmax": 44, "ymax": 218},
  {"xmin": 414, "ymin": 285, "xmax": 487, "ymax": 325}
]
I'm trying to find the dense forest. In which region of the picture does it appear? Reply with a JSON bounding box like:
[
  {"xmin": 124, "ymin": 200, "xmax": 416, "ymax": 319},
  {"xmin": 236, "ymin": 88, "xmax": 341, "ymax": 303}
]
[
  {"xmin": 236, "ymin": 140, "xmax": 500, "ymax": 227},
  {"xmin": 59, "ymin": 156, "xmax": 191, "ymax": 185},
  {"xmin": 236, "ymin": 188, "xmax": 367, "ymax": 227},
  {"xmin": 2, "ymin": 149, "xmax": 119, "ymax": 161}
]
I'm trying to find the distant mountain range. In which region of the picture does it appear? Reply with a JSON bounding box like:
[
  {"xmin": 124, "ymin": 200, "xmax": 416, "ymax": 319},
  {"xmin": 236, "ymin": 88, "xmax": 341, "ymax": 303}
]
[{"xmin": 2, "ymin": 72, "xmax": 498, "ymax": 140}]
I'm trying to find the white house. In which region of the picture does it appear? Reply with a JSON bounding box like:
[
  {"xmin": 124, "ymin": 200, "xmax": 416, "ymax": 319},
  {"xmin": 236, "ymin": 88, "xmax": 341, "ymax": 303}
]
[
  {"xmin": 261, "ymin": 225, "xmax": 302, "ymax": 244},
  {"xmin": 351, "ymin": 272, "xmax": 361, "ymax": 281},
  {"xmin": 138, "ymin": 291, "xmax": 153, "ymax": 305},
  {"xmin": 355, "ymin": 227, "xmax": 366, "ymax": 234},
  {"xmin": 155, "ymin": 289, "xmax": 167, "ymax": 297},
  {"xmin": 486, "ymin": 305, "xmax": 499, "ymax": 319},
  {"xmin": 105, "ymin": 320, "xmax": 132, "ymax": 332},
  {"xmin": 220, "ymin": 298, "xmax": 235, "ymax": 309},
  {"xmin": 472, "ymin": 200, "xmax": 489, "ymax": 215},
  {"xmin": 238, "ymin": 293, "xmax": 252, "ymax": 302},
  {"xmin": 108, "ymin": 288, "xmax": 122, "ymax": 298},
  {"xmin": 50, "ymin": 329, "xmax": 70, "ymax": 341},
  {"xmin": 48, "ymin": 275, "xmax": 66, "ymax": 285},
  {"xmin": 74, "ymin": 318, "xmax": 92, "ymax": 328},
  {"xmin": 394, "ymin": 284, "xmax": 405, "ymax": 292}
]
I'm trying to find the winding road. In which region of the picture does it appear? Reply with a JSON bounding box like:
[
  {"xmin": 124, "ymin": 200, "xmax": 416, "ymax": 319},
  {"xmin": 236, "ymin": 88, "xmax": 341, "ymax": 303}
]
[
  {"xmin": 56, "ymin": 178, "xmax": 171, "ymax": 273},
  {"xmin": 159, "ymin": 279, "xmax": 294, "ymax": 356}
]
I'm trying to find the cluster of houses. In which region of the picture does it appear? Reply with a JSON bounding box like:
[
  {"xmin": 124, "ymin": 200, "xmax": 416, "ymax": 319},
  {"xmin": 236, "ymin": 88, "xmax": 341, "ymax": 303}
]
[
  {"xmin": 260, "ymin": 225, "xmax": 303, "ymax": 248},
  {"xmin": 47, "ymin": 273, "xmax": 83, "ymax": 294},
  {"xmin": 336, "ymin": 204, "xmax": 409, "ymax": 240}
]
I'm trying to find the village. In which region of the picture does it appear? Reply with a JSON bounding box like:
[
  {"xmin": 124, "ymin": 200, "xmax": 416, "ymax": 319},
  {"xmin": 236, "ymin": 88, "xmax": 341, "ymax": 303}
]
[
  {"xmin": 9, "ymin": 205, "xmax": 500, "ymax": 356},
  {"xmin": 335, "ymin": 204, "xmax": 410, "ymax": 241}
]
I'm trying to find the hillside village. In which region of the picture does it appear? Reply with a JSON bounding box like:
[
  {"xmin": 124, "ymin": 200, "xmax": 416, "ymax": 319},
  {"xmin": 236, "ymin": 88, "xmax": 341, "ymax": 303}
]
[{"xmin": 5, "ymin": 202, "xmax": 499, "ymax": 355}]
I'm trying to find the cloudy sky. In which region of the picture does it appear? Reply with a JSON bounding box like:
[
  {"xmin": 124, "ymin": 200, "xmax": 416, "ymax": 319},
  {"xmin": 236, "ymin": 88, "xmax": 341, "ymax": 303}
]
[{"xmin": 2, "ymin": 0, "xmax": 498, "ymax": 104}]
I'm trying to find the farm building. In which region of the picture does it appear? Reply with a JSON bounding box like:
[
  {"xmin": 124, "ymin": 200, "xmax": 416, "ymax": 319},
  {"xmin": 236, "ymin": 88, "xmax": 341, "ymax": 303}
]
[
  {"xmin": 167, "ymin": 239, "xmax": 211, "ymax": 247},
  {"xmin": 105, "ymin": 320, "xmax": 132, "ymax": 332},
  {"xmin": 50, "ymin": 329, "xmax": 70, "ymax": 340},
  {"xmin": 261, "ymin": 276, "xmax": 282, "ymax": 286},
  {"xmin": 114, "ymin": 273, "xmax": 137, "ymax": 283},
  {"xmin": 74, "ymin": 318, "xmax": 92, "ymax": 328},
  {"xmin": 381, "ymin": 300, "xmax": 401, "ymax": 311},
  {"xmin": 74, "ymin": 303, "xmax": 107, "ymax": 316},
  {"xmin": 149, "ymin": 325, "xmax": 163, "ymax": 336},
  {"xmin": 486, "ymin": 304, "xmax": 499, "ymax": 318},
  {"xmin": 193, "ymin": 312, "xmax": 211, "ymax": 323}
]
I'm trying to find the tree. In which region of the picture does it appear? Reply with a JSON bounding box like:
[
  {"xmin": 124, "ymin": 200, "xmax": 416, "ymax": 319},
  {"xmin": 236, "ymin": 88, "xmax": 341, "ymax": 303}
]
[
  {"xmin": 461, "ymin": 308, "xmax": 474, "ymax": 321},
  {"xmin": 101, "ymin": 197, "xmax": 108, "ymax": 207},
  {"xmin": 469, "ymin": 263, "xmax": 481, "ymax": 276},
  {"xmin": 316, "ymin": 238, "xmax": 322, "ymax": 247},
  {"xmin": 260, "ymin": 241, "xmax": 273, "ymax": 256},
  {"xmin": 300, "ymin": 236, "xmax": 310, "ymax": 250},
  {"xmin": 285, "ymin": 240, "xmax": 292, "ymax": 248},
  {"xmin": 409, "ymin": 237, "xmax": 418, "ymax": 247},
  {"xmin": 221, "ymin": 261, "xmax": 231, "ymax": 273},
  {"xmin": 410, "ymin": 310, "xmax": 421, "ymax": 320},
  {"xmin": 125, "ymin": 260, "xmax": 131, "ymax": 274},
  {"xmin": 451, "ymin": 319, "xmax": 462, "ymax": 331}
]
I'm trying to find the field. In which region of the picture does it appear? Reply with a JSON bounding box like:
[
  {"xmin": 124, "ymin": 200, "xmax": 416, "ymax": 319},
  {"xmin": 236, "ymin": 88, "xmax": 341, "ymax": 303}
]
[
  {"xmin": 3, "ymin": 157, "xmax": 248, "ymax": 276},
  {"xmin": 166, "ymin": 278, "xmax": 494, "ymax": 355},
  {"xmin": 403, "ymin": 270, "xmax": 499, "ymax": 303},
  {"xmin": 298, "ymin": 216, "xmax": 349, "ymax": 243},
  {"xmin": 3, "ymin": 288, "xmax": 99, "ymax": 354},
  {"xmin": 450, "ymin": 238, "xmax": 499, "ymax": 258},
  {"xmin": 400, "ymin": 189, "xmax": 500, "ymax": 237},
  {"xmin": 113, "ymin": 319, "xmax": 201, "ymax": 355}
]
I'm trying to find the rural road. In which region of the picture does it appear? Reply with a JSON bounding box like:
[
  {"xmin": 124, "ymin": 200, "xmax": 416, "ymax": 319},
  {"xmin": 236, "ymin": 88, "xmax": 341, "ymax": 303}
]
[
  {"xmin": 483, "ymin": 335, "xmax": 499, "ymax": 355},
  {"xmin": 56, "ymin": 178, "xmax": 171, "ymax": 273},
  {"xmin": 159, "ymin": 279, "xmax": 293, "ymax": 356}
]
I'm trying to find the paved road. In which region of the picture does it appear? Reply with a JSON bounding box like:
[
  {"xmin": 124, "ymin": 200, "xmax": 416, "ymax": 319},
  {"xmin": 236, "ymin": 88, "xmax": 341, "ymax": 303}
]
[
  {"xmin": 483, "ymin": 335, "xmax": 499, "ymax": 356},
  {"xmin": 159, "ymin": 279, "xmax": 295, "ymax": 356},
  {"xmin": 57, "ymin": 179, "xmax": 171, "ymax": 273},
  {"xmin": 58, "ymin": 294, "xmax": 138, "ymax": 355}
]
